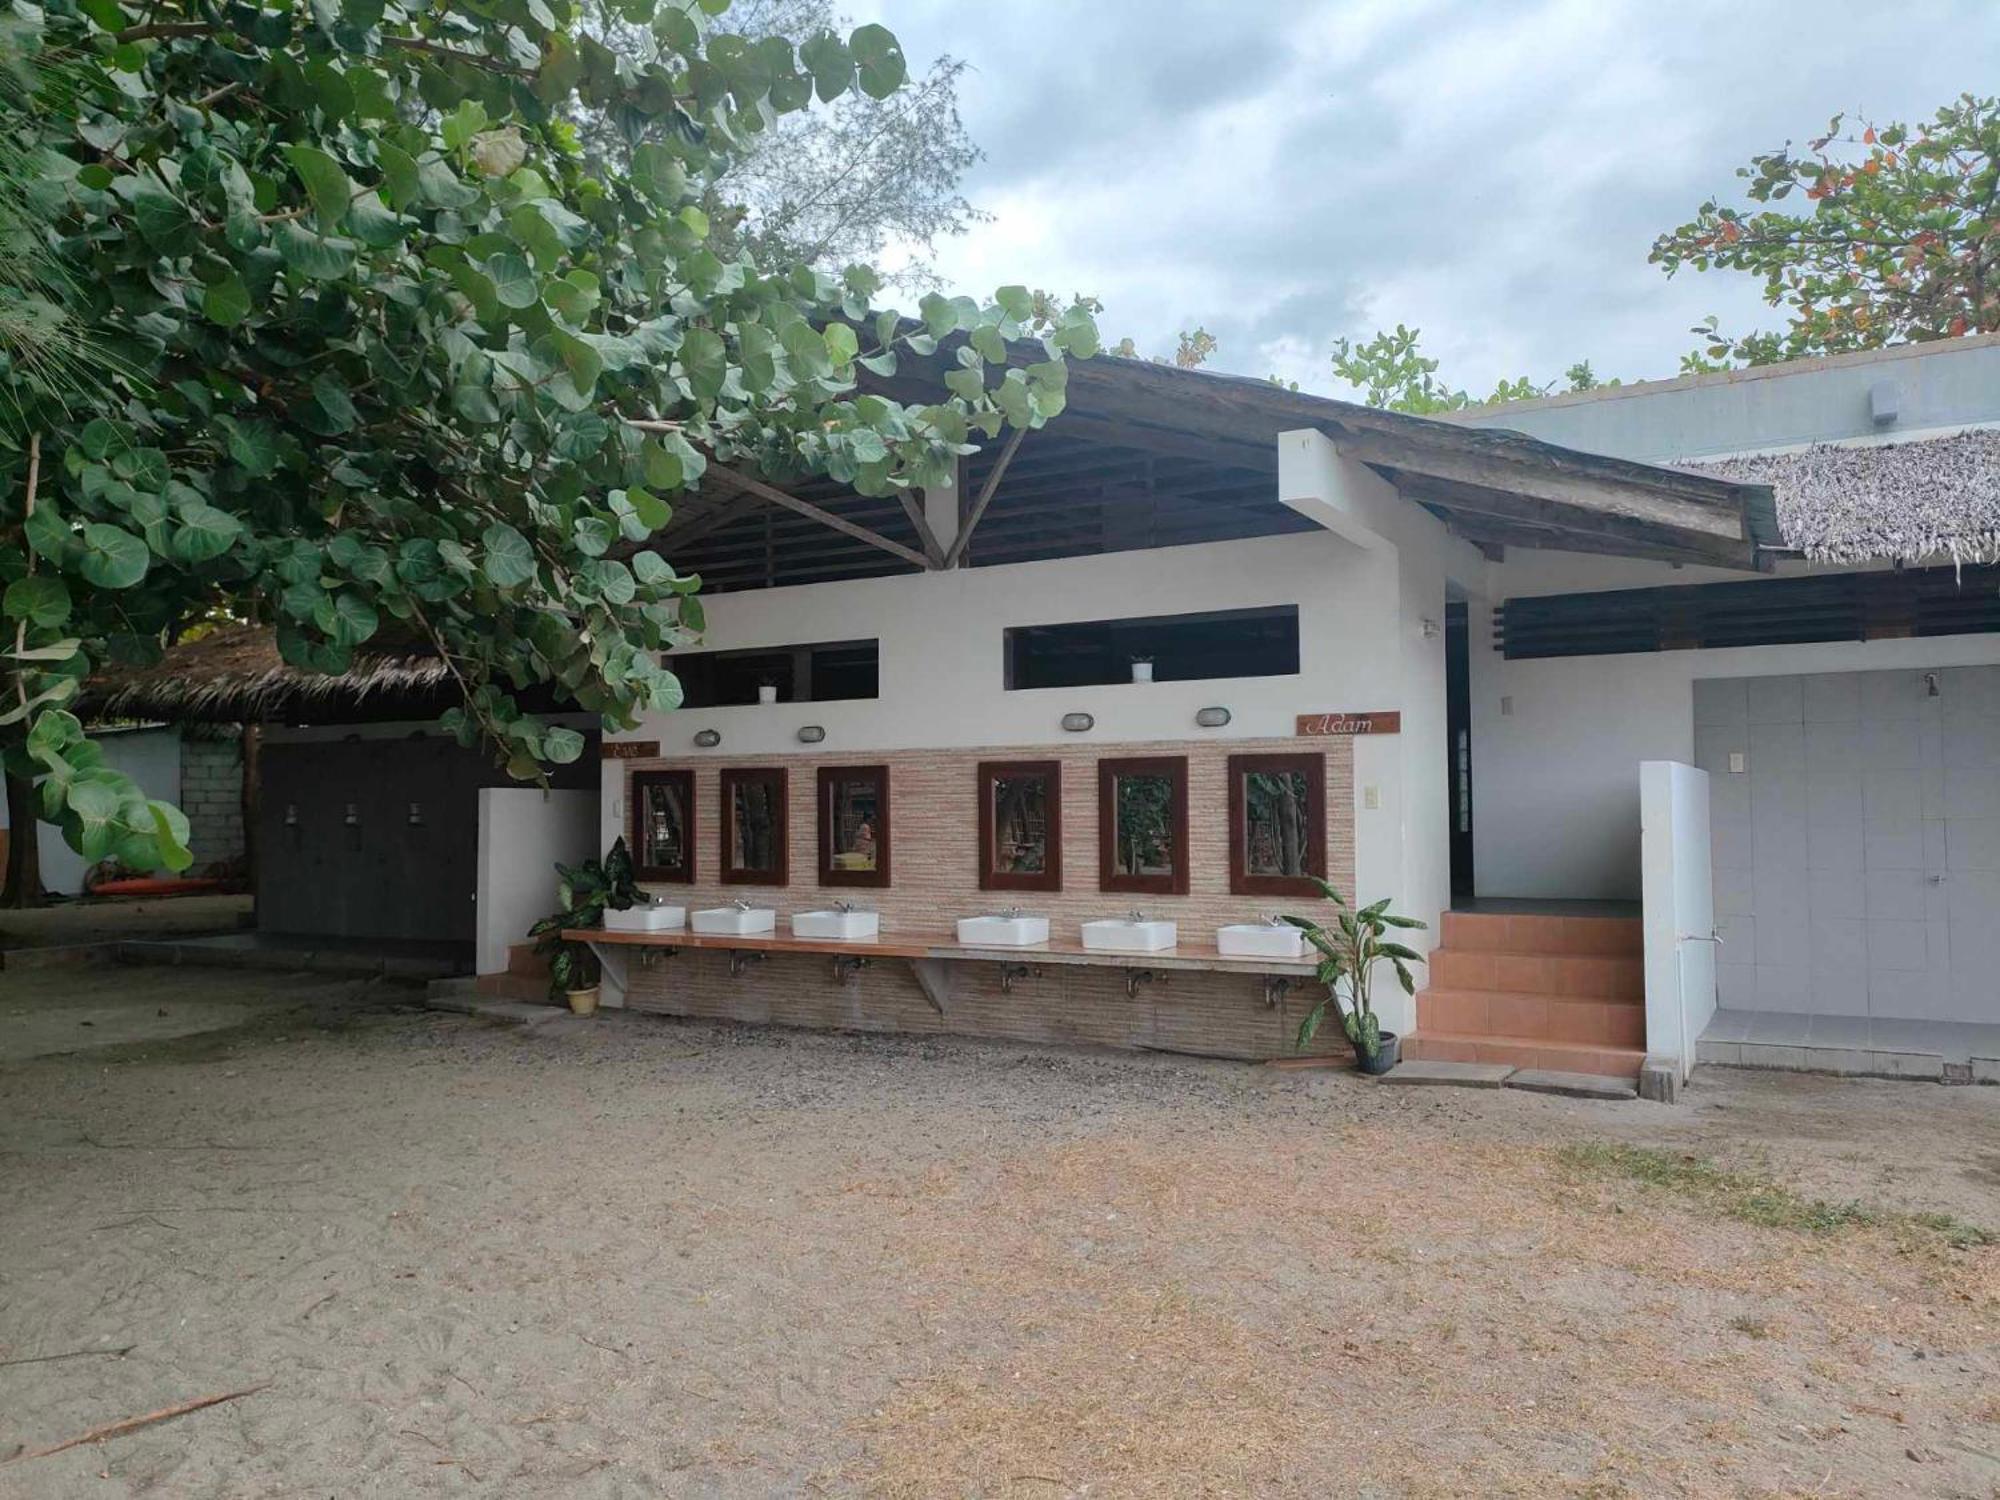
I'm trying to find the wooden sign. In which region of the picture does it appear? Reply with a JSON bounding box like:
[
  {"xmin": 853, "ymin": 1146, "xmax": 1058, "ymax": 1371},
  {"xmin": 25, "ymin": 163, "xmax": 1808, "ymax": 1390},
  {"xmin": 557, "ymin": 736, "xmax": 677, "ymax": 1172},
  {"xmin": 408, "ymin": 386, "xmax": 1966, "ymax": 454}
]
[
  {"xmin": 601, "ymin": 740, "xmax": 660, "ymax": 760},
  {"xmin": 1296, "ymin": 711, "xmax": 1401, "ymax": 737}
]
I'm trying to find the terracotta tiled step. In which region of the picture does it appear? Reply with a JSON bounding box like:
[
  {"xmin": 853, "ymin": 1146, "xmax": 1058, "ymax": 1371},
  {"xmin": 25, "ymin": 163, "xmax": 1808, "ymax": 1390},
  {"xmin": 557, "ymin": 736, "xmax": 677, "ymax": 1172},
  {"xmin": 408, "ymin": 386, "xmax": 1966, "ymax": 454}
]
[
  {"xmin": 1405, "ymin": 1030, "xmax": 1643, "ymax": 1080},
  {"xmin": 505, "ymin": 941, "xmax": 548, "ymax": 979},
  {"xmin": 1439, "ymin": 912, "xmax": 1642, "ymax": 957},
  {"xmin": 1427, "ymin": 949, "xmax": 1643, "ymax": 1001},
  {"xmin": 1417, "ymin": 988, "xmax": 1645, "ymax": 1048}
]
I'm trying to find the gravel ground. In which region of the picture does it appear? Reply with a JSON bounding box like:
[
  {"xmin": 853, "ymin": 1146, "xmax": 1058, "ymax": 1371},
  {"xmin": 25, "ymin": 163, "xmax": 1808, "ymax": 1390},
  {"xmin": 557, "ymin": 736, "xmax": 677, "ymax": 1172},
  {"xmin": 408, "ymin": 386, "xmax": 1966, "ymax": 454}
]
[{"xmin": 0, "ymin": 967, "xmax": 1994, "ymax": 1498}]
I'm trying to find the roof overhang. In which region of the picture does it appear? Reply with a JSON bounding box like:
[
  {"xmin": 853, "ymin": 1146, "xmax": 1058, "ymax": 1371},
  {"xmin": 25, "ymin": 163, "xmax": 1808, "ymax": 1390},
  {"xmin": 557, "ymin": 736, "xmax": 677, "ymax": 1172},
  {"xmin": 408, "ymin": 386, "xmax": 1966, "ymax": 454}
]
[{"xmin": 648, "ymin": 349, "xmax": 1775, "ymax": 591}]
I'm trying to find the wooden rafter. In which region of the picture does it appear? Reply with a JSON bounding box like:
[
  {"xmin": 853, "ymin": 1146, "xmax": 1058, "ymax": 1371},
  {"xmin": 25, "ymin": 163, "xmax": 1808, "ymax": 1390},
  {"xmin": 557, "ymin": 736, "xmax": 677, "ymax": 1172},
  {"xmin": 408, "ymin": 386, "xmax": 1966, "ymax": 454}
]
[
  {"xmin": 942, "ymin": 426, "xmax": 1028, "ymax": 568},
  {"xmin": 707, "ymin": 463, "xmax": 930, "ymax": 571}
]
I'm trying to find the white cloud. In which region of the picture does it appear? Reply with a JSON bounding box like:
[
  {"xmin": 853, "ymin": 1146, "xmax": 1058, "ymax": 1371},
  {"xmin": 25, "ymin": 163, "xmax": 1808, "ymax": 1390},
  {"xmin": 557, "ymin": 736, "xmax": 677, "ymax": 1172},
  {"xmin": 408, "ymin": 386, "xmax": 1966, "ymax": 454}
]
[{"xmin": 846, "ymin": 0, "xmax": 2000, "ymax": 396}]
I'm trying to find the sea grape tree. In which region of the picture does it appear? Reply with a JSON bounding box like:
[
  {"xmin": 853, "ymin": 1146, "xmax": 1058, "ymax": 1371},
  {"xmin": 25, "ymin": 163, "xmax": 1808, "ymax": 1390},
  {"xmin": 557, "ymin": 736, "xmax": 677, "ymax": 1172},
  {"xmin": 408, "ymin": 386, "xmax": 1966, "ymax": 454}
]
[{"xmin": 0, "ymin": 0, "xmax": 1097, "ymax": 879}]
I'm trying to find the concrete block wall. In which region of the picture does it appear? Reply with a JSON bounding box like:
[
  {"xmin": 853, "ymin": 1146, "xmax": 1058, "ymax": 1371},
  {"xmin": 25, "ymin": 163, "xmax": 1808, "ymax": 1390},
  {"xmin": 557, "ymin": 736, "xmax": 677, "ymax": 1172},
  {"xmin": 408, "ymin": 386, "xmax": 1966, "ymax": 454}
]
[{"xmin": 179, "ymin": 730, "xmax": 245, "ymax": 871}]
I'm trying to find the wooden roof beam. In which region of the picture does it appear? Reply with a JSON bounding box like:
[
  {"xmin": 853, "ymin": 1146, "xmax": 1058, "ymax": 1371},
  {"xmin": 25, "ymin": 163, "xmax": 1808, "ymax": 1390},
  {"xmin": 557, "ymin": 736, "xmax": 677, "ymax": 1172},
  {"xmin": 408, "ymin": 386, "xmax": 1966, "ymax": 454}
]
[{"xmin": 706, "ymin": 463, "xmax": 930, "ymax": 571}]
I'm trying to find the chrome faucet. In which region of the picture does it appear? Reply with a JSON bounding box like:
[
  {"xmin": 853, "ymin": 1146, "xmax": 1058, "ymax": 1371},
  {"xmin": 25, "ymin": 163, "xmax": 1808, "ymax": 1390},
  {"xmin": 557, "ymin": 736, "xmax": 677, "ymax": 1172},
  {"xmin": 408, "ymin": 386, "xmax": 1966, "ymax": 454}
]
[
  {"xmin": 999, "ymin": 904, "xmax": 1023, "ymax": 919},
  {"xmin": 1266, "ymin": 913, "xmax": 1289, "ymax": 927},
  {"xmin": 730, "ymin": 897, "xmax": 754, "ymax": 911},
  {"xmin": 1126, "ymin": 908, "xmax": 1146, "ymax": 924},
  {"xmin": 832, "ymin": 898, "xmax": 855, "ymax": 913}
]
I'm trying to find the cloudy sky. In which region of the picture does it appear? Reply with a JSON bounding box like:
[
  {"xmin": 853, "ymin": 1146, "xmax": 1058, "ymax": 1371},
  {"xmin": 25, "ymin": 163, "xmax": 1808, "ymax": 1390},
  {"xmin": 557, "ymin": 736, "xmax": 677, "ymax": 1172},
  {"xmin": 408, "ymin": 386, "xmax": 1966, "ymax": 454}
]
[{"xmin": 843, "ymin": 0, "xmax": 2000, "ymax": 399}]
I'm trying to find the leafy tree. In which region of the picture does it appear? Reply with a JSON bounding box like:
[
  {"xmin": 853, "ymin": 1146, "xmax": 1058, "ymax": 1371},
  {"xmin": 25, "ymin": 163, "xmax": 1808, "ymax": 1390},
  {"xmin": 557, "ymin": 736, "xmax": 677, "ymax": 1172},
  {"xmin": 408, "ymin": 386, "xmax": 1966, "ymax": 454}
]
[
  {"xmin": 1653, "ymin": 94, "xmax": 2000, "ymax": 367},
  {"xmin": 576, "ymin": 0, "xmax": 982, "ymax": 287},
  {"xmin": 0, "ymin": 0, "xmax": 1096, "ymax": 902},
  {"xmin": 1328, "ymin": 324, "xmax": 1593, "ymax": 414}
]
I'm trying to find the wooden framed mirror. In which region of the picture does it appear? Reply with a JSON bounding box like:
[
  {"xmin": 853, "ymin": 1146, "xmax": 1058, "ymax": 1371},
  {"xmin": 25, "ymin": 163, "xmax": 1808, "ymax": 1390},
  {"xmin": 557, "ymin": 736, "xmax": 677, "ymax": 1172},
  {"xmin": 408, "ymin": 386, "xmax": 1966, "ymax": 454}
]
[
  {"xmin": 719, "ymin": 767, "xmax": 788, "ymax": 885},
  {"xmin": 818, "ymin": 765, "xmax": 890, "ymax": 887},
  {"xmin": 1098, "ymin": 756, "xmax": 1189, "ymax": 895},
  {"xmin": 977, "ymin": 760, "xmax": 1061, "ymax": 892},
  {"xmin": 1227, "ymin": 752, "xmax": 1325, "ymax": 897},
  {"xmin": 630, "ymin": 769, "xmax": 694, "ymax": 883}
]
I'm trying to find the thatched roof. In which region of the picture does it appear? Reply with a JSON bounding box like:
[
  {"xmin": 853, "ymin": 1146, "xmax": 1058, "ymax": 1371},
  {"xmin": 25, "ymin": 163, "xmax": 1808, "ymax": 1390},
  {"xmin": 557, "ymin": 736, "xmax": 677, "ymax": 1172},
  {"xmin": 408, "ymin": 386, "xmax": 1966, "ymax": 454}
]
[
  {"xmin": 80, "ymin": 624, "xmax": 455, "ymax": 725},
  {"xmin": 1692, "ymin": 428, "xmax": 2000, "ymax": 566}
]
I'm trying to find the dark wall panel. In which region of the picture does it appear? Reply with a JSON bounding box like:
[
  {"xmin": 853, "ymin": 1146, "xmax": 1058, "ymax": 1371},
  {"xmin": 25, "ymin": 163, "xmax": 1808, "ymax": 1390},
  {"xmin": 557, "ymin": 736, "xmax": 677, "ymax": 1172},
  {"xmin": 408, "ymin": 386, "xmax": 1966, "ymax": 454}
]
[{"xmin": 256, "ymin": 732, "xmax": 596, "ymax": 943}]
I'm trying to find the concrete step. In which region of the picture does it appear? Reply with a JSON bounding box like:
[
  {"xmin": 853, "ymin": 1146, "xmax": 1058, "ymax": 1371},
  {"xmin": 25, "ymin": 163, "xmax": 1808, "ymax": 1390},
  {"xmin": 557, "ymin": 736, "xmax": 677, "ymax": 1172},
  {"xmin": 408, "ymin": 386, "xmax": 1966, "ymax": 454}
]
[
  {"xmin": 1417, "ymin": 988, "xmax": 1645, "ymax": 1049},
  {"xmin": 1439, "ymin": 911, "xmax": 1642, "ymax": 958},
  {"xmin": 1505, "ymin": 1068, "xmax": 1639, "ymax": 1101},
  {"xmin": 1404, "ymin": 1030, "xmax": 1644, "ymax": 1080},
  {"xmin": 1427, "ymin": 948, "xmax": 1643, "ymax": 1001},
  {"xmin": 476, "ymin": 972, "xmax": 550, "ymax": 1003}
]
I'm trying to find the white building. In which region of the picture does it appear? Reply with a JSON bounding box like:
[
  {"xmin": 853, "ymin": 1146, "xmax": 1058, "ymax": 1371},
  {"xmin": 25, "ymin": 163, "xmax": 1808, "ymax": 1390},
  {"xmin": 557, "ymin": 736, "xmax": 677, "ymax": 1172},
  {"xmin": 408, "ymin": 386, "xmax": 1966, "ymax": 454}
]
[{"xmin": 481, "ymin": 336, "xmax": 1999, "ymax": 1092}]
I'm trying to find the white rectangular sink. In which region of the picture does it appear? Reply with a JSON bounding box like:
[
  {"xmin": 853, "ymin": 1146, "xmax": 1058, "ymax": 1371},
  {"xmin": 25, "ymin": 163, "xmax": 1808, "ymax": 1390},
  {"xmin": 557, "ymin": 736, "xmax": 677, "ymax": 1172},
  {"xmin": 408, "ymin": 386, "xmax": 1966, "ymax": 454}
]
[
  {"xmin": 691, "ymin": 906, "xmax": 776, "ymax": 936},
  {"xmin": 1080, "ymin": 918, "xmax": 1178, "ymax": 953},
  {"xmin": 1216, "ymin": 922, "xmax": 1306, "ymax": 960},
  {"xmin": 791, "ymin": 909, "xmax": 880, "ymax": 941},
  {"xmin": 956, "ymin": 914, "xmax": 1050, "ymax": 947},
  {"xmin": 604, "ymin": 902, "xmax": 686, "ymax": 933}
]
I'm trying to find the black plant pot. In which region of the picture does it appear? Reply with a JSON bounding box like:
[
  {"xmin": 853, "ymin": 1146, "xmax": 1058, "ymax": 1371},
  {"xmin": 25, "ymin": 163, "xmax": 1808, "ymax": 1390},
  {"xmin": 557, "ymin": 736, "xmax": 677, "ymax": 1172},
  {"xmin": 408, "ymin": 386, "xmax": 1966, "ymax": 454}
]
[{"xmin": 1353, "ymin": 1030, "xmax": 1401, "ymax": 1076}]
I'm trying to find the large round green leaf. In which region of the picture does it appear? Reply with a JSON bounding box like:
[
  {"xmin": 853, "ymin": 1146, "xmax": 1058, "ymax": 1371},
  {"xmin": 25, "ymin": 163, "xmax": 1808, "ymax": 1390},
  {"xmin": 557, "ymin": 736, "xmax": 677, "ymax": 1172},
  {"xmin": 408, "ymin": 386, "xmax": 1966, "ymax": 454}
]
[
  {"xmin": 481, "ymin": 523, "xmax": 536, "ymax": 588},
  {"xmin": 77, "ymin": 525, "xmax": 149, "ymax": 589}
]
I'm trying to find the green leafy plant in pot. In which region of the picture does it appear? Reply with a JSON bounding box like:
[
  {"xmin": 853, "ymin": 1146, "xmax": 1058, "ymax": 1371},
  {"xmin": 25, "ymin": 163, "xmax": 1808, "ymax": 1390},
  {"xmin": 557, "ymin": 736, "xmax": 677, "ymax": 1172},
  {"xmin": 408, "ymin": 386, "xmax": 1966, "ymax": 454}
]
[
  {"xmin": 528, "ymin": 839, "xmax": 641, "ymax": 1016},
  {"xmin": 1284, "ymin": 878, "xmax": 1427, "ymax": 1074}
]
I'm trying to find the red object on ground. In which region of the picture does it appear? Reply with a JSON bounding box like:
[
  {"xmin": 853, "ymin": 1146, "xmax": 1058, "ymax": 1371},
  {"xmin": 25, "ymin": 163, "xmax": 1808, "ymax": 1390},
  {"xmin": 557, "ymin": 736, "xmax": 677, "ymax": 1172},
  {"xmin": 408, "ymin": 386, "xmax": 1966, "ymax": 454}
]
[{"xmin": 86, "ymin": 877, "xmax": 224, "ymax": 898}]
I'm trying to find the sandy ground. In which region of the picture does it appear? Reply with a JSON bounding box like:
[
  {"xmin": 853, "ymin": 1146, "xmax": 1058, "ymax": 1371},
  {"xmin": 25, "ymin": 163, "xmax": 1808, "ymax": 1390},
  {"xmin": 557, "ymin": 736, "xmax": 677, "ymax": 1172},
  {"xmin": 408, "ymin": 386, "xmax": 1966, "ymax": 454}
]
[{"xmin": 0, "ymin": 967, "xmax": 1994, "ymax": 1499}]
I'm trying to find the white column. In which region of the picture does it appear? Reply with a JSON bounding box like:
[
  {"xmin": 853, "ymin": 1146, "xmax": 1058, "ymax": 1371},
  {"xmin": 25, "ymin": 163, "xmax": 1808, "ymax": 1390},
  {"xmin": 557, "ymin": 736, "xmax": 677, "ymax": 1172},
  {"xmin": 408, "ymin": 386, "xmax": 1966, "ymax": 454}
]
[{"xmin": 922, "ymin": 463, "xmax": 961, "ymax": 566}]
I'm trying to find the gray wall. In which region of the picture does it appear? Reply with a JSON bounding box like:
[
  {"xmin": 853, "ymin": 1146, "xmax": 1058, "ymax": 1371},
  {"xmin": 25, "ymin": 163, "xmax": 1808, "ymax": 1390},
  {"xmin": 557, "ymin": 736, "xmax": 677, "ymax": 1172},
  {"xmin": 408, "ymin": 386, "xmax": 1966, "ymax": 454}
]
[
  {"xmin": 181, "ymin": 730, "xmax": 244, "ymax": 871},
  {"xmin": 1451, "ymin": 333, "xmax": 2000, "ymax": 462},
  {"xmin": 1694, "ymin": 664, "xmax": 1998, "ymax": 1026}
]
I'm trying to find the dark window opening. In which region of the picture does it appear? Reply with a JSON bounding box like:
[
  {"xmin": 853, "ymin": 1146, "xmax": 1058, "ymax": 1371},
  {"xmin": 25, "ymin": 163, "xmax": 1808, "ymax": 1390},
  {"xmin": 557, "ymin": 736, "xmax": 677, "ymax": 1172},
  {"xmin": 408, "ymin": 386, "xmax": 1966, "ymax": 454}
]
[
  {"xmin": 1497, "ymin": 566, "xmax": 2000, "ymax": 660},
  {"xmin": 667, "ymin": 639, "xmax": 879, "ymax": 707},
  {"xmin": 1004, "ymin": 606, "xmax": 1299, "ymax": 690}
]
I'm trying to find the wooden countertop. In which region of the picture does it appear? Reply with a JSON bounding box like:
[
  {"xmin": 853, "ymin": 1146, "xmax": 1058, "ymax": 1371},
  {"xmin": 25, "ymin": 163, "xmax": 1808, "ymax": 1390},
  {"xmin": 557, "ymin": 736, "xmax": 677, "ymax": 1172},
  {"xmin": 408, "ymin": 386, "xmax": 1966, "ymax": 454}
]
[{"xmin": 566, "ymin": 925, "xmax": 1321, "ymax": 976}]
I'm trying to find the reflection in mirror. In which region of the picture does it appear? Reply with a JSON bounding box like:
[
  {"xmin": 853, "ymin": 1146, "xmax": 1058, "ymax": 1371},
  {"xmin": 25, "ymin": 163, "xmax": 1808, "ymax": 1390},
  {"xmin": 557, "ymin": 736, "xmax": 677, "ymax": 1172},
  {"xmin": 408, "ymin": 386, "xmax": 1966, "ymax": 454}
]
[
  {"xmin": 1227, "ymin": 752, "xmax": 1323, "ymax": 896},
  {"xmin": 733, "ymin": 780, "xmax": 779, "ymax": 870},
  {"xmin": 631, "ymin": 770, "xmax": 692, "ymax": 882},
  {"xmin": 832, "ymin": 780, "xmax": 888, "ymax": 876},
  {"xmin": 1243, "ymin": 767, "xmax": 1311, "ymax": 878},
  {"xmin": 1099, "ymin": 756, "xmax": 1187, "ymax": 894},
  {"xmin": 1111, "ymin": 773, "xmax": 1177, "ymax": 880},
  {"xmin": 721, "ymin": 768, "xmax": 788, "ymax": 884},
  {"xmin": 990, "ymin": 775, "xmax": 1048, "ymax": 875},
  {"xmin": 978, "ymin": 760, "xmax": 1061, "ymax": 892}
]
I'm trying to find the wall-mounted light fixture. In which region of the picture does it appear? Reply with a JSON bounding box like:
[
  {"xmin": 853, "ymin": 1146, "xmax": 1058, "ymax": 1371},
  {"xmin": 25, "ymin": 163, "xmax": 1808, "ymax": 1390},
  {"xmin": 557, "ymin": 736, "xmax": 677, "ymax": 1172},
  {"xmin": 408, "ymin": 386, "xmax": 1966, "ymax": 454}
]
[
  {"xmin": 343, "ymin": 803, "xmax": 360, "ymax": 826},
  {"xmin": 797, "ymin": 725, "xmax": 826, "ymax": 744},
  {"xmin": 1060, "ymin": 712, "xmax": 1095, "ymax": 733},
  {"xmin": 283, "ymin": 803, "xmax": 299, "ymax": 827},
  {"xmin": 693, "ymin": 728, "xmax": 722, "ymax": 748},
  {"xmin": 1195, "ymin": 706, "xmax": 1232, "ymax": 728},
  {"xmin": 407, "ymin": 801, "xmax": 424, "ymax": 826}
]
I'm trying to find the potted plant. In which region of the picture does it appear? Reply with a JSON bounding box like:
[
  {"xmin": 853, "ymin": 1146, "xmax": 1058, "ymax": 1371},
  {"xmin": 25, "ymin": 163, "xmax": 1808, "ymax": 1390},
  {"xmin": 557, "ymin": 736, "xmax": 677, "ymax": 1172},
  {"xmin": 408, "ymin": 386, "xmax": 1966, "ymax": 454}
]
[
  {"xmin": 1284, "ymin": 879, "xmax": 1426, "ymax": 1074},
  {"xmin": 528, "ymin": 839, "xmax": 642, "ymax": 1016}
]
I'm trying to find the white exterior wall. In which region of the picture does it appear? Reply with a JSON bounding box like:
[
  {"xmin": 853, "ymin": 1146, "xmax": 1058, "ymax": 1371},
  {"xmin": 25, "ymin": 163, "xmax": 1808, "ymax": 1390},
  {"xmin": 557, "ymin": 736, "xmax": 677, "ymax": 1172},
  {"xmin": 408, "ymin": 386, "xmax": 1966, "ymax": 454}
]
[
  {"xmin": 600, "ymin": 431, "xmax": 1479, "ymax": 1035},
  {"xmin": 476, "ymin": 788, "xmax": 599, "ymax": 975},
  {"xmin": 1466, "ymin": 549, "xmax": 2000, "ymax": 900}
]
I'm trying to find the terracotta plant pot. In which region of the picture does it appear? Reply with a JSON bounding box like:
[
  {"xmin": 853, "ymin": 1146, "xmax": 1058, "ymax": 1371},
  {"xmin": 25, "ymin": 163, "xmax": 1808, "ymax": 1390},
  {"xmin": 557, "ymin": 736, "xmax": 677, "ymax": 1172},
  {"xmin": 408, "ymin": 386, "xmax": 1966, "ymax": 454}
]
[{"xmin": 566, "ymin": 986, "xmax": 600, "ymax": 1017}]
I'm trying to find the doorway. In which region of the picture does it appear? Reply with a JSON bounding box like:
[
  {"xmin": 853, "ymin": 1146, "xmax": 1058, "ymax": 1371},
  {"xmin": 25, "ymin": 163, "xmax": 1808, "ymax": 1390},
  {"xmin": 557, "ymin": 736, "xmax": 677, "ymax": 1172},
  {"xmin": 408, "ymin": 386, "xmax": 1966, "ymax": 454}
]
[{"xmin": 1445, "ymin": 601, "xmax": 1475, "ymax": 900}]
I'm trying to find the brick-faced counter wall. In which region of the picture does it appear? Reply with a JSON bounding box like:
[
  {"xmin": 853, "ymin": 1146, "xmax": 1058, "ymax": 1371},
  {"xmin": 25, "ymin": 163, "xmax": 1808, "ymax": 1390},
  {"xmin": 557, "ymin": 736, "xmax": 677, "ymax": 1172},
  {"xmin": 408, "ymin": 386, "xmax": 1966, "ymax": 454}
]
[{"xmin": 617, "ymin": 736, "xmax": 1355, "ymax": 1060}]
